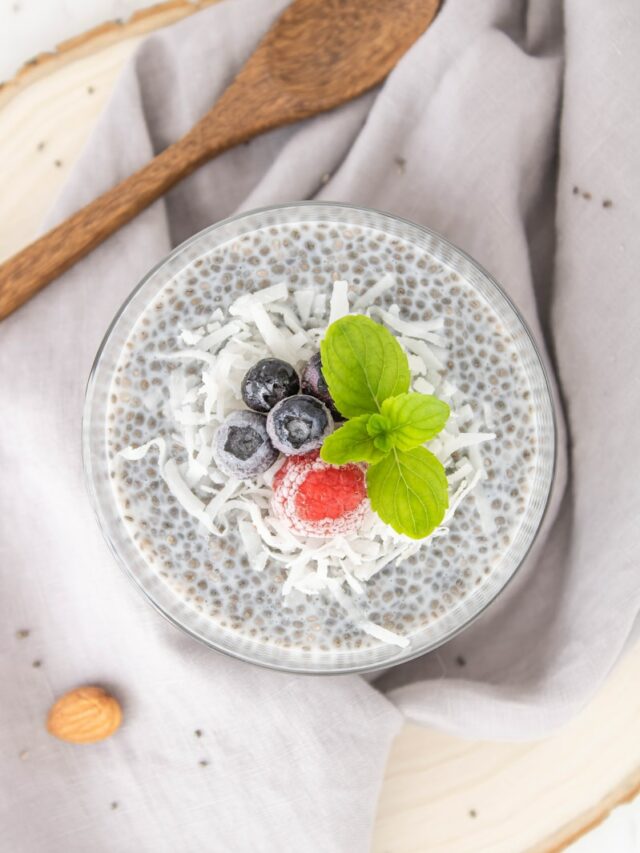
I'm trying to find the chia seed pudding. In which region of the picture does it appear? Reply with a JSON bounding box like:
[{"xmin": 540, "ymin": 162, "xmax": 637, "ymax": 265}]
[{"xmin": 85, "ymin": 204, "xmax": 554, "ymax": 673}]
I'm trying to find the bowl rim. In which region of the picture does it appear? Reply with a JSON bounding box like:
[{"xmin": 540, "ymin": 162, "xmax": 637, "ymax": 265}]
[{"xmin": 83, "ymin": 200, "xmax": 558, "ymax": 675}]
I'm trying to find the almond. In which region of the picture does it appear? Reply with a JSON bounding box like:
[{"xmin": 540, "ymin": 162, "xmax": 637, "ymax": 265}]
[{"xmin": 46, "ymin": 686, "xmax": 122, "ymax": 744}]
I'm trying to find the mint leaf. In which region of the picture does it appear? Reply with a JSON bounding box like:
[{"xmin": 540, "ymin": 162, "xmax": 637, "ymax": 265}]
[
  {"xmin": 320, "ymin": 415, "xmax": 387, "ymax": 465},
  {"xmin": 380, "ymin": 393, "xmax": 450, "ymax": 450},
  {"xmin": 320, "ymin": 315, "xmax": 410, "ymax": 417},
  {"xmin": 366, "ymin": 446, "xmax": 449, "ymax": 539},
  {"xmin": 366, "ymin": 414, "xmax": 394, "ymax": 453}
]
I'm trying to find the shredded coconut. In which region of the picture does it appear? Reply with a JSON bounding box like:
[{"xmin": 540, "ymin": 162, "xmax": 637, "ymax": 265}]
[
  {"xmin": 294, "ymin": 289, "xmax": 315, "ymax": 325},
  {"xmin": 329, "ymin": 279, "xmax": 350, "ymax": 323},
  {"xmin": 352, "ymin": 273, "xmax": 395, "ymax": 310},
  {"xmin": 120, "ymin": 278, "xmax": 493, "ymax": 648}
]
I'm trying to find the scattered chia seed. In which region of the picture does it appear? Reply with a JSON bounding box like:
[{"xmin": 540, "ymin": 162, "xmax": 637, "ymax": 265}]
[
  {"xmin": 455, "ymin": 655, "xmax": 466, "ymax": 667},
  {"xmin": 31, "ymin": 660, "xmax": 42, "ymax": 668},
  {"xmin": 394, "ymin": 156, "xmax": 406, "ymax": 175},
  {"xmin": 582, "ymin": 191, "xmax": 592, "ymax": 200},
  {"xmin": 602, "ymin": 199, "xmax": 613, "ymax": 208},
  {"xmin": 16, "ymin": 629, "xmax": 30, "ymax": 639}
]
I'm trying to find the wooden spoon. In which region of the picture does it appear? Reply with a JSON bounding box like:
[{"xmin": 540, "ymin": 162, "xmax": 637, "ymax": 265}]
[{"xmin": 0, "ymin": 0, "xmax": 440, "ymax": 321}]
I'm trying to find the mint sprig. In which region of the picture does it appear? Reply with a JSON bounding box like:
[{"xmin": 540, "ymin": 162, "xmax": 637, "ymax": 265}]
[
  {"xmin": 320, "ymin": 315, "xmax": 450, "ymax": 539},
  {"xmin": 319, "ymin": 314, "xmax": 410, "ymax": 417}
]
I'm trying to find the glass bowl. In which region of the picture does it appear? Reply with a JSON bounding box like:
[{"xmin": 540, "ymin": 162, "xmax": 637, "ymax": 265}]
[{"xmin": 83, "ymin": 202, "xmax": 555, "ymax": 674}]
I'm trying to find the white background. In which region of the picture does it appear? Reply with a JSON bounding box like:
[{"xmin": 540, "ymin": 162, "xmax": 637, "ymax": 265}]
[{"xmin": 1, "ymin": 2, "xmax": 638, "ymax": 850}]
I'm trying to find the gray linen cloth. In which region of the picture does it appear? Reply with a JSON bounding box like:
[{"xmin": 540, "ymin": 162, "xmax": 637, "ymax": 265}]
[{"xmin": 2, "ymin": 0, "xmax": 639, "ymax": 850}]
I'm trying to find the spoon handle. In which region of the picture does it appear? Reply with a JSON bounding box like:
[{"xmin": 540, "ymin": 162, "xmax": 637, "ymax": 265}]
[{"xmin": 0, "ymin": 132, "xmax": 214, "ymax": 322}]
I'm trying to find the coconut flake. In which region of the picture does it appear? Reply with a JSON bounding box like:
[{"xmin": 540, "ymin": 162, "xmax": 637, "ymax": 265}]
[
  {"xmin": 370, "ymin": 306, "xmax": 447, "ymax": 344},
  {"xmin": 451, "ymin": 468, "xmax": 484, "ymax": 515},
  {"xmin": 205, "ymin": 478, "xmax": 240, "ymax": 522},
  {"xmin": 359, "ymin": 620, "xmax": 410, "ymax": 649},
  {"xmin": 173, "ymin": 409, "xmax": 210, "ymax": 427},
  {"xmin": 158, "ymin": 348, "xmax": 218, "ymax": 368},
  {"xmin": 447, "ymin": 460, "xmax": 475, "ymax": 486},
  {"xmin": 400, "ymin": 336, "xmax": 445, "ymax": 371},
  {"xmin": 180, "ymin": 328, "xmax": 204, "ymax": 346},
  {"xmin": 294, "ymin": 289, "xmax": 315, "ymax": 325},
  {"xmin": 341, "ymin": 564, "xmax": 365, "ymax": 595},
  {"xmin": 352, "ymin": 274, "xmax": 395, "ymax": 310},
  {"xmin": 238, "ymin": 520, "xmax": 269, "ymax": 572},
  {"xmin": 437, "ymin": 430, "xmax": 496, "ymax": 460},
  {"xmin": 482, "ymin": 402, "xmax": 495, "ymax": 430},
  {"xmin": 413, "ymin": 376, "xmax": 435, "ymax": 395},
  {"xmin": 228, "ymin": 282, "xmax": 288, "ymax": 316},
  {"xmin": 197, "ymin": 321, "xmax": 243, "ymax": 352},
  {"xmin": 408, "ymin": 354, "xmax": 428, "ymax": 376},
  {"xmin": 326, "ymin": 580, "xmax": 410, "ymax": 648},
  {"xmin": 248, "ymin": 303, "xmax": 300, "ymax": 363},
  {"xmin": 455, "ymin": 404, "xmax": 474, "ymax": 426},
  {"xmin": 311, "ymin": 292, "xmax": 327, "ymax": 320},
  {"xmin": 267, "ymin": 303, "xmax": 308, "ymax": 337},
  {"xmin": 329, "ymin": 280, "xmax": 350, "ymax": 323},
  {"xmin": 439, "ymin": 379, "xmax": 459, "ymax": 398},
  {"xmin": 120, "ymin": 437, "xmax": 167, "ymax": 466},
  {"xmin": 162, "ymin": 459, "xmax": 217, "ymax": 534}
]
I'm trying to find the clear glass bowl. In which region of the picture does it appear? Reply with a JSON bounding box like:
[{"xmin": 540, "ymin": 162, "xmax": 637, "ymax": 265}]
[{"xmin": 83, "ymin": 202, "xmax": 555, "ymax": 674}]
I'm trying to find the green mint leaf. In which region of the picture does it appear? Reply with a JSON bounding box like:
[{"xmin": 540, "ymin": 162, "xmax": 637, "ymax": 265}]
[
  {"xmin": 320, "ymin": 315, "xmax": 410, "ymax": 417},
  {"xmin": 320, "ymin": 415, "xmax": 387, "ymax": 465},
  {"xmin": 380, "ymin": 393, "xmax": 450, "ymax": 450},
  {"xmin": 373, "ymin": 433, "xmax": 394, "ymax": 453},
  {"xmin": 366, "ymin": 446, "xmax": 449, "ymax": 539},
  {"xmin": 366, "ymin": 414, "xmax": 392, "ymax": 436},
  {"xmin": 366, "ymin": 414, "xmax": 395, "ymax": 452}
]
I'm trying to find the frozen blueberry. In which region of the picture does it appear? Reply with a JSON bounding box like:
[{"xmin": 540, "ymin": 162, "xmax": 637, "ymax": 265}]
[
  {"xmin": 300, "ymin": 353, "xmax": 340, "ymax": 418},
  {"xmin": 241, "ymin": 358, "xmax": 300, "ymax": 413},
  {"xmin": 213, "ymin": 410, "xmax": 279, "ymax": 478},
  {"xmin": 267, "ymin": 395, "xmax": 333, "ymax": 456}
]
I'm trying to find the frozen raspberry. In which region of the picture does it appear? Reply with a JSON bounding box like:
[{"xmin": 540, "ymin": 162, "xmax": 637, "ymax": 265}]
[{"xmin": 272, "ymin": 451, "xmax": 368, "ymax": 538}]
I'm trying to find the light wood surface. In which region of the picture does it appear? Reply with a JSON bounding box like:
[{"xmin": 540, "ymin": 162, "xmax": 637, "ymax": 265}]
[
  {"xmin": 376, "ymin": 649, "xmax": 640, "ymax": 853},
  {"xmin": 1, "ymin": 4, "xmax": 638, "ymax": 850}
]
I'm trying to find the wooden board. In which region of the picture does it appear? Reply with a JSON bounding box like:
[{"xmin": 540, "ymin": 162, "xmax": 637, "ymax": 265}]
[
  {"xmin": 0, "ymin": 0, "xmax": 223, "ymax": 262},
  {"xmin": 1, "ymin": 4, "xmax": 638, "ymax": 850},
  {"xmin": 376, "ymin": 650, "xmax": 640, "ymax": 853}
]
